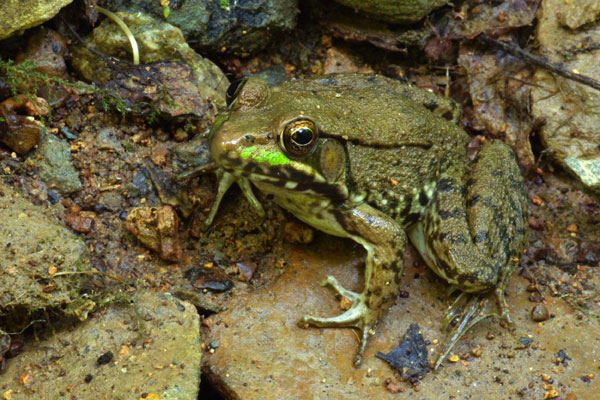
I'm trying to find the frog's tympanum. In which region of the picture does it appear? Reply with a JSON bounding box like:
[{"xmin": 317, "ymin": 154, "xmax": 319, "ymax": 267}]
[{"xmin": 205, "ymin": 74, "xmax": 528, "ymax": 367}]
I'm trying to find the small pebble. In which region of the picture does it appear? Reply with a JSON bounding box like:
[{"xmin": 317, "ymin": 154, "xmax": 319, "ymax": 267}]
[
  {"xmin": 531, "ymin": 304, "xmax": 550, "ymax": 322},
  {"xmin": 566, "ymin": 223, "xmax": 578, "ymax": 233}
]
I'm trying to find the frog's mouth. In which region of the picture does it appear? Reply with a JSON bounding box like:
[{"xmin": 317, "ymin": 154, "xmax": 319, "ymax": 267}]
[{"xmin": 217, "ymin": 152, "xmax": 349, "ymax": 203}]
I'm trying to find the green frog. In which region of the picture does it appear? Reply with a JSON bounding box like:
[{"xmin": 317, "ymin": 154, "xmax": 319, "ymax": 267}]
[{"xmin": 204, "ymin": 73, "xmax": 528, "ymax": 367}]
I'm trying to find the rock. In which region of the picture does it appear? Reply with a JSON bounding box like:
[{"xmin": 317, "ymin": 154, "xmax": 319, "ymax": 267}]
[
  {"xmin": 323, "ymin": 47, "xmax": 374, "ymax": 75},
  {"xmin": 14, "ymin": 28, "xmax": 67, "ymax": 77},
  {"xmin": 126, "ymin": 206, "xmax": 182, "ymax": 262},
  {"xmin": 13, "ymin": 28, "xmax": 69, "ymax": 103},
  {"xmin": 531, "ymin": 0, "xmax": 600, "ymax": 197},
  {"xmin": 0, "ymin": 331, "xmax": 11, "ymax": 371},
  {"xmin": 249, "ymin": 65, "xmax": 288, "ymax": 88},
  {"xmin": 99, "ymin": 0, "xmax": 298, "ymax": 55},
  {"xmin": 0, "ymin": 185, "xmax": 89, "ymax": 313},
  {"xmin": 531, "ymin": 304, "xmax": 550, "ymax": 322},
  {"xmin": 65, "ymin": 211, "xmax": 95, "ymax": 233},
  {"xmin": 0, "ymin": 290, "xmax": 202, "ymax": 399},
  {"xmin": 0, "ymin": 98, "xmax": 45, "ymax": 156},
  {"xmin": 29, "ymin": 131, "xmax": 82, "ymax": 195},
  {"xmin": 332, "ymin": 0, "xmax": 449, "ymax": 24},
  {"xmin": 100, "ymin": 61, "xmax": 219, "ymax": 123},
  {"xmin": 0, "ymin": 0, "xmax": 73, "ymax": 40},
  {"xmin": 202, "ymin": 238, "xmax": 600, "ymax": 399},
  {"xmin": 172, "ymin": 132, "xmax": 211, "ymax": 175},
  {"xmin": 458, "ymin": 51, "xmax": 535, "ymax": 171},
  {"xmin": 96, "ymin": 127, "xmax": 123, "ymax": 153},
  {"xmin": 69, "ymin": 12, "xmax": 228, "ymax": 109}
]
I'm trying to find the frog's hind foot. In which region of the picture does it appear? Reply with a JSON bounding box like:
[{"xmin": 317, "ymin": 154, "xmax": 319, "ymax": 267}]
[
  {"xmin": 434, "ymin": 294, "xmax": 497, "ymax": 370},
  {"xmin": 298, "ymin": 275, "xmax": 373, "ymax": 367}
]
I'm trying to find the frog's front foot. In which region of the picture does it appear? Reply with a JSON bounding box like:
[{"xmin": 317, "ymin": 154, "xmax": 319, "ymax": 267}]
[{"xmin": 298, "ymin": 275, "xmax": 375, "ymax": 367}]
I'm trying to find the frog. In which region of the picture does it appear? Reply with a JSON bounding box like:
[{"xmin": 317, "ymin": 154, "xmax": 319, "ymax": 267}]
[{"xmin": 204, "ymin": 73, "xmax": 528, "ymax": 367}]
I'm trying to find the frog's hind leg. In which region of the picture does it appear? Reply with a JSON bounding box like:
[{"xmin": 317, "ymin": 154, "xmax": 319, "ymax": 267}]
[
  {"xmin": 299, "ymin": 203, "xmax": 406, "ymax": 367},
  {"xmin": 408, "ymin": 140, "xmax": 528, "ymax": 367}
]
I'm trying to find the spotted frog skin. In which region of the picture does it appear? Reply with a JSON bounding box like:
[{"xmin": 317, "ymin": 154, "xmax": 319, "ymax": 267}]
[{"xmin": 205, "ymin": 73, "xmax": 528, "ymax": 366}]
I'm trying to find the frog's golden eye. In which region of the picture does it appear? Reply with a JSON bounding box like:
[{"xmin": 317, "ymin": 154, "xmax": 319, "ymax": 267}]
[
  {"xmin": 225, "ymin": 78, "xmax": 248, "ymax": 107},
  {"xmin": 280, "ymin": 119, "xmax": 318, "ymax": 157}
]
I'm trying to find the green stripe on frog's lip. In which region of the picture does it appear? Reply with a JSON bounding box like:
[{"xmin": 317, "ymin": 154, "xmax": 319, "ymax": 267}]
[
  {"xmin": 238, "ymin": 145, "xmax": 290, "ymax": 166},
  {"xmin": 218, "ymin": 153, "xmax": 349, "ymax": 202}
]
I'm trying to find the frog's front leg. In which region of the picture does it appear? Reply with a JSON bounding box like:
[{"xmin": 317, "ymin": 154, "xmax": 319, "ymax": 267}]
[{"xmin": 299, "ymin": 203, "xmax": 406, "ymax": 366}]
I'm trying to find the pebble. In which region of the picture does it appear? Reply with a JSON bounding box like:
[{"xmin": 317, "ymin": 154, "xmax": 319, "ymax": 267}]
[{"xmin": 531, "ymin": 304, "xmax": 550, "ymax": 322}]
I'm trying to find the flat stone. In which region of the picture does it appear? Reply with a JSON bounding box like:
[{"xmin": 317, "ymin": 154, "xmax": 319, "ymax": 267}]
[
  {"xmin": 0, "ymin": 185, "xmax": 89, "ymax": 312},
  {"xmin": 0, "ymin": 290, "xmax": 201, "ymax": 399},
  {"xmin": 29, "ymin": 132, "xmax": 82, "ymax": 195},
  {"xmin": 531, "ymin": 0, "xmax": 600, "ymax": 197},
  {"xmin": 203, "ymin": 238, "xmax": 600, "ymax": 399},
  {"xmin": 0, "ymin": 0, "xmax": 73, "ymax": 40}
]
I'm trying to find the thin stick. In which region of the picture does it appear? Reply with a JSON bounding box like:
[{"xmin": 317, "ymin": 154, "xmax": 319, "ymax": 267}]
[
  {"xmin": 95, "ymin": 6, "xmax": 139, "ymax": 65},
  {"xmin": 477, "ymin": 34, "xmax": 600, "ymax": 91}
]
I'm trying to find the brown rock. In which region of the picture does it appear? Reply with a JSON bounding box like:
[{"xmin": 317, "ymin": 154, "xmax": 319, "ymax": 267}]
[
  {"xmin": 65, "ymin": 211, "xmax": 95, "ymax": 233},
  {"xmin": 126, "ymin": 206, "xmax": 182, "ymax": 261},
  {"xmin": 531, "ymin": 304, "xmax": 550, "ymax": 322},
  {"xmin": 14, "ymin": 29, "xmax": 68, "ymax": 79},
  {"xmin": 0, "ymin": 96, "xmax": 46, "ymax": 155},
  {"xmin": 203, "ymin": 238, "xmax": 600, "ymax": 399},
  {"xmin": 283, "ymin": 221, "xmax": 314, "ymax": 244},
  {"xmin": 151, "ymin": 143, "xmax": 169, "ymax": 166},
  {"xmin": 322, "ymin": 47, "xmax": 373, "ymax": 75}
]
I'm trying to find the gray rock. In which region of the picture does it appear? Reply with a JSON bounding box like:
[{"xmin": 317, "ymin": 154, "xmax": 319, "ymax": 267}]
[
  {"xmin": 0, "ymin": 185, "xmax": 89, "ymax": 313},
  {"xmin": 563, "ymin": 157, "xmax": 600, "ymax": 193},
  {"xmin": 531, "ymin": 0, "xmax": 600, "ymax": 197},
  {"xmin": 99, "ymin": 0, "xmax": 298, "ymax": 55},
  {"xmin": 97, "ymin": 127, "xmax": 124, "ymax": 153},
  {"xmin": 29, "ymin": 131, "xmax": 81, "ymax": 195},
  {"xmin": 0, "ymin": 0, "xmax": 73, "ymax": 40},
  {"xmin": 0, "ymin": 290, "xmax": 202, "ymax": 399}
]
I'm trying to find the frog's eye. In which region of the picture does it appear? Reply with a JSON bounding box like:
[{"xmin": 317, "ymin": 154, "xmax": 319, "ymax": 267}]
[
  {"xmin": 225, "ymin": 78, "xmax": 248, "ymax": 107},
  {"xmin": 280, "ymin": 119, "xmax": 318, "ymax": 157}
]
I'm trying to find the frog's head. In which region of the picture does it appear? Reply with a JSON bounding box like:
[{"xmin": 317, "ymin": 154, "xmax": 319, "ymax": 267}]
[{"xmin": 208, "ymin": 77, "xmax": 349, "ymax": 202}]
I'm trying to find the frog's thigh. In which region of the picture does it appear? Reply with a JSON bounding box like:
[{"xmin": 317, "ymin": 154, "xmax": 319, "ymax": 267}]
[
  {"xmin": 335, "ymin": 203, "xmax": 406, "ymax": 315},
  {"xmin": 464, "ymin": 140, "xmax": 527, "ymax": 285},
  {"xmin": 411, "ymin": 140, "xmax": 527, "ymax": 292}
]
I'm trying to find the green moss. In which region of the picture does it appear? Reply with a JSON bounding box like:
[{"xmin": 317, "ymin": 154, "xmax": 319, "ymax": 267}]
[{"xmin": 219, "ymin": 0, "xmax": 231, "ymax": 11}]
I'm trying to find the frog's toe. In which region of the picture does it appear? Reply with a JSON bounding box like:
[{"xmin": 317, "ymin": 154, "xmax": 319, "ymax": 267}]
[
  {"xmin": 495, "ymin": 287, "xmax": 513, "ymax": 326},
  {"xmin": 319, "ymin": 275, "xmax": 360, "ymax": 302},
  {"xmin": 299, "ymin": 297, "xmax": 367, "ymax": 329},
  {"xmin": 435, "ymin": 294, "xmax": 496, "ymax": 370},
  {"xmin": 299, "ymin": 293, "xmax": 374, "ymax": 367}
]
